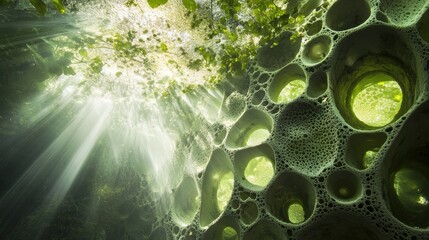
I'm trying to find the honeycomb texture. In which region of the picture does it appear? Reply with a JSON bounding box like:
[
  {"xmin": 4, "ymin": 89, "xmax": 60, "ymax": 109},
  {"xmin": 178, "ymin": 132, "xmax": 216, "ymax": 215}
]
[{"xmin": 152, "ymin": 0, "xmax": 429, "ymax": 239}]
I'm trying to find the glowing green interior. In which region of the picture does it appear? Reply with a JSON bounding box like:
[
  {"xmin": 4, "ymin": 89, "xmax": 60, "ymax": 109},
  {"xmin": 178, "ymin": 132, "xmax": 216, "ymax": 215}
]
[
  {"xmin": 278, "ymin": 80, "xmax": 306, "ymax": 104},
  {"xmin": 362, "ymin": 149, "xmax": 378, "ymax": 169},
  {"xmin": 288, "ymin": 202, "xmax": 305, "ymax": 224},
  {"xmin": 394, "ymin": 168, "xmax": 429, "ymax": 213},
  {"xmin": 244, "ymin": 127, "xmax": 270, "ymax": 147},
  {"xmin": 216, "ymin": 172, "xmax": 235, "ymax": 212},
  {"xmin": 308, "ymin": 42, "xmax": 327, "ymax": 62},
  {"xmin": 244, "ymin": 156, "xmax": 274, "ymax": 187},
  {"xmin": 222, "ymin": 226, "xmax": 238, "ymax": 240},
  {"xmin": 351, "ymin": 72, "xmax": 403, "ymax": 127},
  {"xmin": 338, "ymin": 187, "xmax": 350, "ymax": 197}
]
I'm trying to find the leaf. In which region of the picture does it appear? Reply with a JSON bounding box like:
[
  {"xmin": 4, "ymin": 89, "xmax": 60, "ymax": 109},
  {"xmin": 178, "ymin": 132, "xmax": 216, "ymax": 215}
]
[
  {"xmin": 64, "ymin": 67, "xmax": 76, "ymax": 76},
  {"xmin": 90, "ymin": 57, "xmax": 103, "ymax": 74},
  {"xmin": 147, "ymin": 0, "xmax": 168, "ymax": 8},
  {"xmin": 125, "ymin": 0, "xmax": 137, "ymax": 7},
  {"xmin": 51, "ymin": 0, "xmax": 66, "ymax": 14},
  {"xmin": 30, "ymin": 0, "xmax": 47, "ymax": 15},
  {"xmin": 182, "ymin": 0, "xmax": 196, "ymax": 11},
  {"xmin": 78, "ymin": 49, "xmax": 88, "ymax": 58},
  {"xmin": 160, "ymin": 42, "xmax": 168, "ymax": 52}
]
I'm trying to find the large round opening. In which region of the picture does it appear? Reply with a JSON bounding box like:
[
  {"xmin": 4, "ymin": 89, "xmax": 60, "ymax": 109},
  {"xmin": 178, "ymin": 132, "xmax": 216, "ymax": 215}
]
[
  {"xmin": 266, "ymin": 172, "xmax": 316, "ymax": 224},
  {"xmin": 350, "ymin": 71, "xmax": 403, "ymax": 127},
  {"xmin": 333, "ymin": 55, "xmax": 415, "ymax": 129},
  {"xmin": 268, "ymin": 64, "xmax": 306, "ymax": 104},
  {"xmin": 234, "ymin": 144, "xmax": 276, "ymax": 191},
  {"xmin": 225, "ymin": 109, "xmax": 273, "ymax": 150},
  {"xmin": 200, "ymin": 149, "xmax": 235, "ymax": 228},
  {"xmin": 302, "ymin": 35, "xmax": 332, "ymax": 66},
  {"xmin": 330, "ymin": 26, "xmax": 419, "ymax": 130}
]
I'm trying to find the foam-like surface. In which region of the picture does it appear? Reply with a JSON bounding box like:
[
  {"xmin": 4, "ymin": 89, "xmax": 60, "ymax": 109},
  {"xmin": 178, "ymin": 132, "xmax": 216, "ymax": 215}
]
[{"xmin": 162, "ymin": 0, "xmax": 429, "ymax": 239}]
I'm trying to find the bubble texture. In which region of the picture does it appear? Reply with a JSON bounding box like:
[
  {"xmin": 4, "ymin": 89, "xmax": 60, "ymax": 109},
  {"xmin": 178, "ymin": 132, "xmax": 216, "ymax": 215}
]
[{"xmin": 162, "ymin": 0, "xmax": 429, "ymax": 239}]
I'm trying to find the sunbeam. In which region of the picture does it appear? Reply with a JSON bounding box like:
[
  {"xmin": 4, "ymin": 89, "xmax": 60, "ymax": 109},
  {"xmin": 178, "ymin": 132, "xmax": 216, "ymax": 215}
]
[{"xmin": 0, "ymin": 0, "xmax": 223, "ymax": 238}]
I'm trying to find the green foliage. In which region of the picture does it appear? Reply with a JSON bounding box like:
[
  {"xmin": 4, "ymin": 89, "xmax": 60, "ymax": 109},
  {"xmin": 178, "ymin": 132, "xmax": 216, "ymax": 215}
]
[
  {"xmin": 89, "ymin": 57, "xmax": 103, "ymax": 74},
  {"xmin": 182, "ymin": 0, "xmax": 197, "ymax": 11},
  {"xmin": 160, "ymin": 42, "xmax": 168, "ymax": 52},
  {"xmin": 51, "ymin": 0, "xmax": 66, "ymax": 14},
  {"xmin": 188, "ymin": 59, "xmax": 202, "ymax": 70},
  {"xmin": 217, "ymin": 0, "xmax": 241, "ymax": 21},
  {"xmin": 105, "ymin": 30, "xmax": 148, "ymax": 66},
  {"xmin": 28, "ymin": 0, "xmax": 67, "ymax": 15},
  {"xmin": 147, "ymin": 0, "xmax": 168, "ymax": 8},
  {"xmin": 64, "ymin": 66, "xmax": 76, "ymax": 75},
  {"xmin": 196, "ymin": 46, "xmax": 216, "ymax": 66},
  {"xmin": 30, "ymin": 0, "xmax": 47, "ymax": 15},
  {"xmin": 125, "ymin": 0, "xmax": 137, "ymax": 7},
  {"xmin": 185, "ymin": 0, "xmax": 327, "ymax": 79}
]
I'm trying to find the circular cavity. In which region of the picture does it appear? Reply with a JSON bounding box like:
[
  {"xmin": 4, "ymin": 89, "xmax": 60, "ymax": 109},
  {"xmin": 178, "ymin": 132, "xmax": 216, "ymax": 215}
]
[
  {"xmin": 200, "ymin": 149, "xmax": 235, "ymax": 228},
  {"xmin": 203, "ymin": 216, "xmax": 240, "ymax": 240},
  {"xmin": 266, "ymin": 172, "xmax": 316, "ymax": 224},
  {"xmin": 351, "ymin": 72, "xmax": 403, "ymax": 127},
  {"xmin": 268, "ymin": 64, "xmax": 306, "ymax": 104},
  {"xmin": 307, "ymin": 71, "xmax": 328, "ymax": 98},
  {"xmin": 244, "ymin": 156, "xmax": 274, "ymax": 187},
  {"xmin": 240, "ymin": 201, "xmax": 258, "ymax": 225},
  {"xmin": 333, "ymin": 56, "xmax": 415, "ymax": 129},
  {"xmin": 380, "ymin": 0, "xmax": 429, "ymax": 27},
  {"xmin": 327, "ymin": 170, "xmax": 363, "ymax": 203},
  {"xmin": 345, "ymin": 132, "xmax": 387, "ymax": 170},
  {"xmin": 221, "ymin": 92, "xmax": 247, "ymax": 124},
  {"xmin": 274, "ymin": 100, "xmax": 338, "ymax": 176},
  {"xmin": 234, "ymin": 144, "xmax": 276, "ymax": 191},
  {"xmin": 330, "ymin": 26, "xmax": 419, "ymax": 130},
  {"xmin": 390, "ymin": 166, "xmax": 429, "ymax": 228},
  {"xmin": 394, "ymin": 169, "xmax": 429, "ymax": 212},
  {"xmin": 417, "ymin": 8, "xmax": 429, "ymax": 43},
  {"xmin": 381, "ymin": 100, "xmax": 429, "ymax": 228},
  {"xmin": 287, "ymin": 203, "xmax": 305, "ymax": 224},
  {"xmin": 172, "ymin": 176, "xmax": 201, "ymax": 227},
  {"xmin": 257, "ymin": 31, "xmax": 301, "ymax": 71},
  {"xmin": 302, "ymin": 35, "xmax": 332, "ymax": 66},
  {"xmin": 210, "ymin": 123, "xmax": 227, "ymax": 146},
  {"xmin": 325, "ymin": 0, "xmax": 371, "ymax": 31},
  {"xmin": 225, "ymin": 109, "xmax": 273, "ymax": 150},
  {"xmin": 376, "ymin": 11, "xmax": 389, "ymax": 23},
  {"xmin": 305, "ymin": 20, "xmax": 323, "ymax": 36},
  {"xmin": 297, "ymin": 212, "xmax": 384, "ymax": 240},
  {"xmin": 242, "ymin": 220, "xmax": 287, "ymax": 240},
  {"xmin": 251, "ymin": 90, "xmax": 265, "ymax": 105}
]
